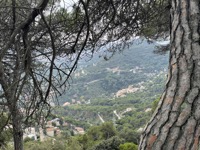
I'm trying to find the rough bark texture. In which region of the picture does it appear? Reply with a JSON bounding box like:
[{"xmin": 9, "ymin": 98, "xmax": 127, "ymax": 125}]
[
  {"xmin": 12, "ymin": 108, "xmax": 23, "ymax": 150},
  {"xmin": 139, "ymin": 0, "xmax": 200, "ymax": 149}
]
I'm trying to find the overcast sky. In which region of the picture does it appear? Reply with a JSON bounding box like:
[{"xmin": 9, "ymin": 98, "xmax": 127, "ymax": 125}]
[{"xmin": 60, "ymin": 0, "xmax": 78, "ymax": 11}]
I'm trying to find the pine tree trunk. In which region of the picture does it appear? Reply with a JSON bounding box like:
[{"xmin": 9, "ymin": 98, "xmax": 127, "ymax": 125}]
[
  {"xmin": 139, "ymin": 0, "xmax": 200, "ymax": 149},
  {"xmin": 11, "ymin": 107, "xmax": 24, "ymax": 150}
]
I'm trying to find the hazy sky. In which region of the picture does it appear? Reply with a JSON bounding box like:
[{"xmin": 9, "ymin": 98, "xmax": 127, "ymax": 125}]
[{"xmin": 60, "ymin": 0, "xmax": 78, "ymax": 7}]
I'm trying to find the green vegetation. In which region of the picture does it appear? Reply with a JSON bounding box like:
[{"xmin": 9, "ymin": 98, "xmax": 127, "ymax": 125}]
[
  {"xmin": 54, "ymin": 72, "xmax": 166, "ymax": 129},
  {"xmin": 18, "ymin": 122, "xmax": 138, "ymax": 150},
  {"xmin": 24, "ymin": 138, "xmax": 67, "ymax": 150},
  {"xmin": 0, "ymin": 114, "xmax": 12, "ymax": 149},
  {"xmin": 89, "ymin": 136, "xmax": 124, "ymax": 150},
  {"xmin": 119, "ymin": 143, "xmax": 138, "ymax": 150}
]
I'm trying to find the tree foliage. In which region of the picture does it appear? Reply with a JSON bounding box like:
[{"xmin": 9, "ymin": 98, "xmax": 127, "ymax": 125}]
[
  {"xmin": 119, "ymin": 142, "xmax": 138, "ymax": 150},
  {"xmin": 0, "ymin": 114, "xmax": 12, "ymax": 149},
  {"xmin": 24, "ymin": 138, "xmax": 67, "ymax": 150},
  {"xmin": 89, "ymin": 136, "xmax": 124, "ymax": 150}
]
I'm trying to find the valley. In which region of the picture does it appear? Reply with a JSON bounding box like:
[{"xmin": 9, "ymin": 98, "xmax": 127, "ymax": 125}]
[
  {"xmin": 52, "ymin": 40, "xmax": 169, "ymax": 135},
  {"xmin": 21, "ymin": 40, "xmax": 170, "ymax": 150}
]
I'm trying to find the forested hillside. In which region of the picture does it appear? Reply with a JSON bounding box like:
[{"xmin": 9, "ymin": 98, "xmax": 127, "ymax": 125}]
[
  {"xmin": 19, "ymin": 41, "xmax": 169, "ymax": 150},
  {"xmin": 53, "ymin": 40, "xmax": 169, "ymax": 130},
  {"xmin": 59, "ymin": 40, "xmax": 168, "ymax": 103}
]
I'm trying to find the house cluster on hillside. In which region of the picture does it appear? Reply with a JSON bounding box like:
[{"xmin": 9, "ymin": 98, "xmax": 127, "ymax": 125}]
[
  {"xmin": 115, "ymin": 85, "xmax": 140, "ymax": 98},
  {"xmin": 23, "ymin": 117, "xmax": 85, "ymax": 141}
]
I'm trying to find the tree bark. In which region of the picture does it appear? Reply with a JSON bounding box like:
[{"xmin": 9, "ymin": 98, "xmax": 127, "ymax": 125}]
[
  {"xmin": 11, "ymin": 106, "xmax": 24, "ymax": 150},
  {"xmin": 139, "ymin": 0, "xmax": 200, "ymax": 150}
]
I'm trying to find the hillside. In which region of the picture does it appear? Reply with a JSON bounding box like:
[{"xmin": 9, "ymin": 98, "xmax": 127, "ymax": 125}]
[
  {"xmin": 19, "ymin": 40, "xmax": 169, "ymax": 149},
  {"xmin": 58, "ymin": 40, "xmax": 168, "ymax": 103},
  {"xmin": 53, "ymin": 40, "xmax": 169, "ymax": 132}
]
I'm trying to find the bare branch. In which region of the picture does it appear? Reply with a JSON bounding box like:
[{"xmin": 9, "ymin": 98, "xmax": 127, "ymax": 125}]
[
  {"xmin": 0, "ymin": 0, "xmax": 49, "ymax": 60},
  {"xmin": 40, "ymin": 12, "xmax": 56, "ymax": 101}
]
